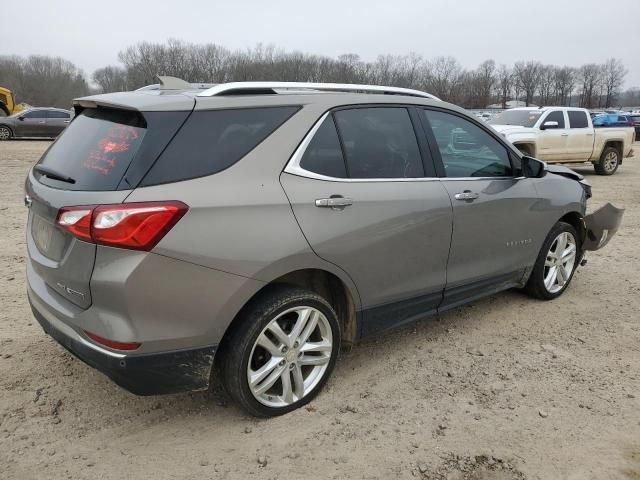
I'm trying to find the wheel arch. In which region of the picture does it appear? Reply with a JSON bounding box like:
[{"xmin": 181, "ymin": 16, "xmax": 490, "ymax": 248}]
[
  {"xmin": 558, "ymin": 211, "xmax": 586, "ymax": 249},
  {"xmin": 602, "ymin": 140, "xmax": 624, "ymax": 163},
  {"xmin": 216, "ymin": 268, "xmax": 360, "ymax": 367},
  {"xmin": 0, "ymin": 124, "xmax": 13, "ymax": 137}
]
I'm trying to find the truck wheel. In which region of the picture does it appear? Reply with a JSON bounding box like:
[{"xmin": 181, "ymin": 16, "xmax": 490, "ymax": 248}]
[
  {"xmin": 219, "ymin": 285, "xmax": 340, "ymax": 417},
  {"xmin": 594, "ymin": 147, "xmax": 620, "ymax": 175},
  {"xmin": 0, "ymin": 126, "xmax": 13, "ymax": 141}
]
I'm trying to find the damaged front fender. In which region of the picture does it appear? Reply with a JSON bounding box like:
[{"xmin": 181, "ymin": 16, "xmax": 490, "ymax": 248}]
[{"xmin": 582, "ymin": 203, "xmax": 624, "ymax": 251}]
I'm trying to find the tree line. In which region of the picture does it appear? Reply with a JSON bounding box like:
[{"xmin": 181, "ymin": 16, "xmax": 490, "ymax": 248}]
[{"xmin": 1, "ymin": 40, "xmax": 638, "ymax": 110}]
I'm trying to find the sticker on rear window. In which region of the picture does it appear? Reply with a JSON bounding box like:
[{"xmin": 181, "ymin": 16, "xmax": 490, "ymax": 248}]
[{"xmin": 83, "ymin": 126, "xmax": 140, "ymax": 175}]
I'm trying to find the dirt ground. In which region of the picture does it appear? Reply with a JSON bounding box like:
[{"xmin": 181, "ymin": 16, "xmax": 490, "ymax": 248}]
[{"xmin": 0, "ymin": 140, "xmax": 638, "ymax": 480}]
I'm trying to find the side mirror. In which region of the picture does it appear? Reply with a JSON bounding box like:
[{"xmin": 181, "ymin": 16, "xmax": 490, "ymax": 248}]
[
  {"xmin": 18, "ymin": 116, "xmax": 25, "ymax": 121},
  {"xmin": 540, "ymin": 121, "xmax": 559, "ymax": 130},
  {"xmin": 522, "ymin": 156, "xmax": 546, "ymax": 178}
]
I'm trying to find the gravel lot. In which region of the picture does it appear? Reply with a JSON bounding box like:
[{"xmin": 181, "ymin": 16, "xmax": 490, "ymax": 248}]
[{"xmin": 1, "ymin": 140, "xmax": 639, "ymax": 480}]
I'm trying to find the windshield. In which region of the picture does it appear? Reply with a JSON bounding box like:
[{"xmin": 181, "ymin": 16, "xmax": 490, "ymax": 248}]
[{"xmin": 489, "ymin": 110, "xmax": 543, "ymax": 127}]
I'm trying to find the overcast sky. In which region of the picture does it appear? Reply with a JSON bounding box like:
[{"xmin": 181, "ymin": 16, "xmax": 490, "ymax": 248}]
[{"xmin": 3, "ymin": 0, "xmax": 640, "ymax": 87}]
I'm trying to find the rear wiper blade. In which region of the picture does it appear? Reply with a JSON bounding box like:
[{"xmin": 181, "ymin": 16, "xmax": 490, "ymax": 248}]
[{"xmin": 34, "ymin": 165, "xmax": 76, "ymax": 184}]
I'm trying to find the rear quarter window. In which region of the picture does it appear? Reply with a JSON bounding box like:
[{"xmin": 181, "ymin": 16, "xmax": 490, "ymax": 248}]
[{"xmin": 141, "ymin": 106, "xmax": 299, "ymax": 186}]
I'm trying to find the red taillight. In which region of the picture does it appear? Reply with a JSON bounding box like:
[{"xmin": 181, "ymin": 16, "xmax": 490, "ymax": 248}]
[
  {"xmin": 84, "ymin": 330, "xmax": 141, "ymax": 351},
  {"xmin": 57, "ymin": 207, "xmax": 94, "ymax": 242},
  {"xmin": 55, "ymin": 201, "xmax": 188, "ymax": 251}
]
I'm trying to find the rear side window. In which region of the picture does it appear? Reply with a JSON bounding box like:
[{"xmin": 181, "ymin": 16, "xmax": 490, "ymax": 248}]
[
  {"xmin": 333, "ymin": 108, "xmax": 423, "ymax": 179},
  {"xmin": 48, "ymin": 110, "xmax": 71, "ymax": 119},
  {"xmin": 568, "ymin": 111, "xmax": 589, "ymax": 128},
  {"xmin": 142, "ymin": 107, "xmax": 299, "ymax": 186},
  {"xmin": 35, "ymin": 108, "xmax": 146, "ymax": 191},
  {"xmin": 544, "ymin": 110, "xmax": 565, "ymax": 128},
  {"xmin": 299, "ymin": 116, "xmax": 347, "ymax": 178}
]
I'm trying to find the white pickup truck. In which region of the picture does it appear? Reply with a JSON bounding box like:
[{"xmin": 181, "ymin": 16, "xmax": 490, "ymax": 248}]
[{"xmin": 489, "ymin": 107, "xmax": 635, "ymax": 175}]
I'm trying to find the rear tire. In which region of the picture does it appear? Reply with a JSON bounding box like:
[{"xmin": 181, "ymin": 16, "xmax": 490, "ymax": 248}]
[
  {"xmin": 525, "ymin": 222, "xmax": 580, "ymax": 300},
  {"xmin": 594, "ymin": 146, "xmax": 620, "ymax": 175},
  {"xmin": 0, "ymin": 125, "xmax": 12, "ymax": 141},
  {"xmin": 220, "ymin": 285, "xmax": 340, "ymax": 417}
]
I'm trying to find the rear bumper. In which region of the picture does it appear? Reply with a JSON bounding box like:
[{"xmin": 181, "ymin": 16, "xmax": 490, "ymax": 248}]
[{"xmin": 29, "ymin": 294, "xmax": 216, "ymax": 396}]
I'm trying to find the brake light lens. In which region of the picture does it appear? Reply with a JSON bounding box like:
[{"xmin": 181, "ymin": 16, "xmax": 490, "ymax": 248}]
[
  {"xmin": 55, "ymin": 201, "xmax": 188, "ymax": 251},
  {"xmin": 57, "ymin": 208, "xmax": 93, "ymax": 242},
  {"xmin": 84, "ymin": 330, "xmax": 141, "ymax": 351}
]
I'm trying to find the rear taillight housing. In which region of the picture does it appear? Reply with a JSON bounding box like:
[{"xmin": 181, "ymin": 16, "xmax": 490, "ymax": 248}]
[{"xmin": 56, "ymin": 201, "xmax": 188, "ymax": 251}]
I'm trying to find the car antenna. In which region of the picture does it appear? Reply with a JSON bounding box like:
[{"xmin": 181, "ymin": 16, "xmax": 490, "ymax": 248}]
[{"xmin": 156, "ymin": 75, "xmax": 191, "ymax": 90}]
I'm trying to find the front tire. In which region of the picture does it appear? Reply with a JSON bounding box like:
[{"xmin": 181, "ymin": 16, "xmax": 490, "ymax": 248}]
[
  {"xmin": 594, "ymin": 146, "xmax": 620, "ymax": 175},
  {"xmin": 220, "ymin": 286, "xmax": 340, "ymax": 417},
  {"xmin": 0, "ymin": 125, "xmax": 12, "ymax": 141},
  {"xmin": 525, "ymin": 222, "xmax": 580, "ymax": 300}
]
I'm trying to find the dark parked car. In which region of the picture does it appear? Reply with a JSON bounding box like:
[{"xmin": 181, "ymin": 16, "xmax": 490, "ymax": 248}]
[
  {"xmin": 628, "ymin": 114, "xmax": 640, "ymax": 136},
  {"xmin": 591, "ymin": 113, "xmax": 634, "ymax": 128},
  {"xmin": 0, "ymin": 107, "xmax": 72, "ymax": 140}
]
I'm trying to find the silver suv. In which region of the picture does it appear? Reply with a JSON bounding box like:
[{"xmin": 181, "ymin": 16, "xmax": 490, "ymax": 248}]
[{"xmin": 25, "ymin": 81, "xmax": 622, "ymax": 417}]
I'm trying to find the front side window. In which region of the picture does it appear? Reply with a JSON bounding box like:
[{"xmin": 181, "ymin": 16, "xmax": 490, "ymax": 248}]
[
  {"xmin": 568, "ymin": 110, "xmax": 589, "ymax": 128},
  {"xmin": 23, "ymin": 110, "xmax": 47, "ymax": 119},
  {"xmin": 423, "ymin": 109, "xmax": 512, "ymax": 178},
  {"xmin": 333, "ymin": 107, "xmax": 423, "ymax": 179},
  {"xmin": 299, "ymin": 116, "xmax": 347, "ymax": 178},
  {"xmin": 543, "ymin": 110, "xmax": 565, "ymax": 129}
]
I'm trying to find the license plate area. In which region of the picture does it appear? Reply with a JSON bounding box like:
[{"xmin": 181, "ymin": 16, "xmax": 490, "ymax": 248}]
[{"xmin": 32, "ymin": 213, "xmax": 65, "ymax": 260}]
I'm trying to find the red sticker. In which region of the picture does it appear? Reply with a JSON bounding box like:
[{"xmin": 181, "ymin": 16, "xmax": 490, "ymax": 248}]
[{"xmin": 82, "ymin": 126, "xmax": 139, "ymax": 175}]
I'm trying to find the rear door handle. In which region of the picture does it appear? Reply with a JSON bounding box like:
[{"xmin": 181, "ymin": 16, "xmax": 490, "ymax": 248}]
[
  {"xmin": 454, "ymin": 191, "xmax": 480, "ymax": 201},
  {"xmin": 315, "ymin": 197, "xmax": 353, "ymax": 210},
  {"xmin": 561, "ymin": 133, "xmax": 569, "ymax": 137}
]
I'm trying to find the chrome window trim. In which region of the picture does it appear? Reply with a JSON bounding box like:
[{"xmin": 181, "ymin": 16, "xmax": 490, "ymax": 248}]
[
  {"xmin": 283, "ymin": 112, "xmax": 441, "ymax": 183},
  {"xmin": 283, "ymin": 112, "xmax": 518, "ymax": 183}
]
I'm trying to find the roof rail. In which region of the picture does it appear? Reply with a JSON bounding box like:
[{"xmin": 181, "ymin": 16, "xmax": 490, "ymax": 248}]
[{"xmin": 196, "ymin": 82, "xmax": 440, "ymax": 100}]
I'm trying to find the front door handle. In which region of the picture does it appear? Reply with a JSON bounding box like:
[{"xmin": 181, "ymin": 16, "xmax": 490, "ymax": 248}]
[
  {"xmin": 315, "ymin": 196, "xmax": 353, "ymax": 210},
  {"xmin": 454, "ymin": 191, "xmax": 480, "ymax": 201},
  {"xmin": 561, "ymin": 133, "xmax": 569, "ymax": 137}
]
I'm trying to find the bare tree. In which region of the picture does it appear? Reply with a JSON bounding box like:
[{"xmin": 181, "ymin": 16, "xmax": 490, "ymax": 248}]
[
  {"xmin": 496, "ymin": 65, "xmax": 512, "ymax": 109},
  {"xmin": 602, "ymin": 58, "xmax": 627, "ymax": 108},
  {"xmin": 92, "ymin": 66, "xmax": 128, "ymax": 93},
  {"xmin": 513, "ymin": 61, "xmax": 543, "ymax": 106},
  {"xmin": 577, "ymin": 63, "xmax": 603, "ymax": 108},
  {"xmin": 553, "ymin": 67, "xmax": 575, "ymax": 106}
]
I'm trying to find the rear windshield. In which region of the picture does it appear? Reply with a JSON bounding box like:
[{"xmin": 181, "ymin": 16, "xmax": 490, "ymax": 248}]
[
  {"xmin": 35, "ymin": 108, "xmax": 146, "ymax": 190},
  {"xmin": 488, "ymin": 110, "xmax": 543, "ymax": 127},
  {"xmin": 140, "ymin": 106, "xmax": 299, "ymax": 186}
]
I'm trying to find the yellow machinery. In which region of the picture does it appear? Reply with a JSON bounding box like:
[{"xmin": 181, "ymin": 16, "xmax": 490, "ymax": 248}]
[{"xmin": 0, "ymin": 87, "xmax": 25, "ymax": 116}]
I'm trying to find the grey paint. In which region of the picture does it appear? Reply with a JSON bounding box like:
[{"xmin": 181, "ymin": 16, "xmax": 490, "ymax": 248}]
[{"xmin": 26, "ymin": 89, "xmax": 591, "ymax": 364}]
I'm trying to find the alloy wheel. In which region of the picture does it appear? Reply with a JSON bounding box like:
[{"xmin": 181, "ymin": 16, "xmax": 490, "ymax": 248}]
[
  {"xmin": 543, "ymin": 231, "xmax": 577, "ymax": 293},
  {"xmin": 0, "ymin": 127, "xmax": 11, "ymax": 140},
  {"xmin": 603, "ymin": 150, "xmax": 619, "ymax": 173},
  {"xmin": 247, "ymin": 306, "xmax": 333, "ymax": 408}
]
